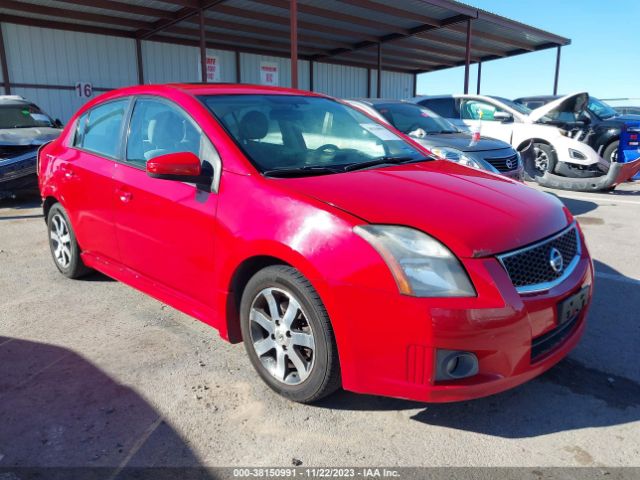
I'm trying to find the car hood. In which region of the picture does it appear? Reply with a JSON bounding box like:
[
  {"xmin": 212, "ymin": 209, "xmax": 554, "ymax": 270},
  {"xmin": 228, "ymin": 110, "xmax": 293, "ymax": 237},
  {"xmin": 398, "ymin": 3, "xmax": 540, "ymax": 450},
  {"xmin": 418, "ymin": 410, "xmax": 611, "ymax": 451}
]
[
  {"xmin": 413, "ymin": 132, "xmax": 511, "ymax": 152},
  {"xmin": 276, "ymin": 161, "xmax": 568, "ymax": 258},
  {"xmin": 0, "ymin": 127, "xmax": 62, "ymax": 146},
  {"xmin": 528, "ymin": 92, "xmax": 589, "ymax": 122}
]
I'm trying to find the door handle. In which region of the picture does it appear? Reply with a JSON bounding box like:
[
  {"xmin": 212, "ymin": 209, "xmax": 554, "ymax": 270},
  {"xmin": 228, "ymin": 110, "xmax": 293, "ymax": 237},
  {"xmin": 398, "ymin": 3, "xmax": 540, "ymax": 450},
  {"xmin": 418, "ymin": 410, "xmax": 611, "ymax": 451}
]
[{"xmin": 118, "ymin": 190, "xmax": 133, "ymax": 203}]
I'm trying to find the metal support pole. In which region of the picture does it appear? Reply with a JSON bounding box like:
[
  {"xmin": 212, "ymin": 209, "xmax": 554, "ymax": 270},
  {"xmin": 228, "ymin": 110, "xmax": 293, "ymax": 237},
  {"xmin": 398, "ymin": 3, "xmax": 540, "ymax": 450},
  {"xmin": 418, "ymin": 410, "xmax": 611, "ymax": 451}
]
[
  {"xmin": 476, "ymin": 61, "xmax": 481, "ymax": 94},
  {"xmin": 235, "ymin": 51, "xmax": 241, "ymax": 83},
  {"xmin": 309, "ymin": 60, "xmax": 314, "ymax": 92},
  {"xmin": 290, "ymin": 0, "xmax": 298, "ymax": 89},
  {"xmin": 376, "ymin": 43, "xmax": 382, "ymax": 98},
  {"xmin": 366, "ymin": 68, "xmax": 371, "ymax": 97},
  {"xmin": 199, "ymin": 10, "xmax": 207, "ymax": 83},
  {"xmin": 0, "ymin": 24, "xmax": 11, "ymax": 94},
  {"xmin": 463, "ymin": 19, "xmax": 472, "ymax": 94},
  {"xmin": 553, "ymin": 46, "xmax": 561, "ymax": 95},
  {"xmin": 136, "ymin": 38, "xmax": 144, "ymax": 85},
  {"xmin": 413, "ymin": 73, "xmax": 418, "ymax": 97}
]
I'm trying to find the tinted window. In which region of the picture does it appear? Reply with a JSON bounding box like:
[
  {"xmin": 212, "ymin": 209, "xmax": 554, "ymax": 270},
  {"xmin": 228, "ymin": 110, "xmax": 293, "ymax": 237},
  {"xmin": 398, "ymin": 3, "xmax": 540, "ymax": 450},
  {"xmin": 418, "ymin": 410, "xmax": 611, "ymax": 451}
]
[
  {"xmin": 0, "ymin": 103, "xmax": 55, "ymax": 129},
  {"xmin": 126, "ymin": 98, "xmax": 206, "ymax": 168},
  {"xmin": 77, "ymin": 100, "xmax": 128, "ymax": 158},
  {"xmin": 419, "ymin": 98, "xmax": 458, "ymax": 119},
  {"xmin": 201, "ymin": 95, "xmax": 424, "ymax": 173},
  {"xmin": 374, "ymin": 103, "xmax": 458, "ymax": 134}
]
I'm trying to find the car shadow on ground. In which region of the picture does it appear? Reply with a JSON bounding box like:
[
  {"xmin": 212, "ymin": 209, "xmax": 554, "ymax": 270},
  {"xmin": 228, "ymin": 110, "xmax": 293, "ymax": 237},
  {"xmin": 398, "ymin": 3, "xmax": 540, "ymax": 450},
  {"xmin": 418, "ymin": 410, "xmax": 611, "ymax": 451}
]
[
  {"xmin": 0, "ymin": 337, "xmax": 213, "ymax": 478},
  {"xmin": 317, "ymin": 261, "xmax": 640, "ymax": 439}
]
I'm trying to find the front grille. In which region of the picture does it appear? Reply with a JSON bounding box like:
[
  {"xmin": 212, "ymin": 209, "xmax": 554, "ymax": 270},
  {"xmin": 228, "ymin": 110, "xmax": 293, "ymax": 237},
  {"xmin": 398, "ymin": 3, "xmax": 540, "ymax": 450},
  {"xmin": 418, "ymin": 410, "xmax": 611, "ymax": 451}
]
[
  {"xmin": 484, "ymin": 152, "xmax": 519, "ymax": 172},
  {"xmin": 531, "ymin": 313, "xmax": 581, "ymax": 362},
  {"xmin": 0, "ymin": 145, "xmax": 37, "ymax": 159},
  {"xmin": 497, "ymin": 224, "xmax": 580, "ymax": 292}
]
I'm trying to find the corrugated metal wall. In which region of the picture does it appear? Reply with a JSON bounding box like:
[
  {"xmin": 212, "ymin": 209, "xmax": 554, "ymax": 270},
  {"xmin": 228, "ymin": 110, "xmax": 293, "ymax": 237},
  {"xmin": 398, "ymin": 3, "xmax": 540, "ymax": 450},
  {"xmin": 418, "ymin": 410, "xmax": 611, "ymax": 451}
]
[
  {"xmin": 0, "ymin": 22, "xmax": 414, "ymax": 121},
  {"xmin": 2, "ymin": 23, "xmax": 137, "ymax": 121},
  {"xmin": 239, "ymin": 53, "xmax": 310, "ymax": 90},
  {"xmin": 313, "ymin": 63, "xmax": 368, "ymax": 99},
  {"xmin": 370, "ymin": 70, "xmax": 415, "ymax": 100}
]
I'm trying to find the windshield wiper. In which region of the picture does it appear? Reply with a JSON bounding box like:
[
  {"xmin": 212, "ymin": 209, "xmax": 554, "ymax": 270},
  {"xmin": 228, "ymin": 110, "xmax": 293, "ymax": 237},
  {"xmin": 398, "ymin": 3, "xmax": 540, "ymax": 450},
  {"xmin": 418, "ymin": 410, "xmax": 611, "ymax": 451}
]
[
  {"xmin": 343, "ymin": 156, "xmax": 429, "ymax": 172},
  {"xmin": 262, "ymin": 165, "xmax": 343, "ymax": 177}
]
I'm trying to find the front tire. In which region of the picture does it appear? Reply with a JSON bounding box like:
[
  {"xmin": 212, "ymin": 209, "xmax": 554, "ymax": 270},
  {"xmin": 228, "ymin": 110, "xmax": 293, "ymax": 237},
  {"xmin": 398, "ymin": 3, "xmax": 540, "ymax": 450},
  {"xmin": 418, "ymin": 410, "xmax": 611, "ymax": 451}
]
[
  {"xmin": 603, "ymin": 140, "xmax": 619, "ymax": 163},
  {"xmin": 533, "ymin": 142, "xmax": 557, "ymax": 175},
  {"xmin": 240, "ymin": 265, "xmax": 341, "ymax": 403},
  {"xmin": 47, "ymin": 203, "xmax": 91, "ymax": 279}
]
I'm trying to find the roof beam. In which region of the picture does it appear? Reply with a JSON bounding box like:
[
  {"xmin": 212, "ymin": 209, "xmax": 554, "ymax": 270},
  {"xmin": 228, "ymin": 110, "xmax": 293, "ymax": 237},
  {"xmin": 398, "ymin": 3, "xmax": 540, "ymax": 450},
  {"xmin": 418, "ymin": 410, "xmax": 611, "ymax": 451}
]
[
  {"xmin": 255, "ymin": 0, "xmax": 408, "ymax": 34},
  {"xmin": 54, "ymin": 0, "xmax": 175, "ymax": 20},
  {"xmin": 0, "ymin": 0, "xmax": 148, "ymax": 29},
  {"xmin": 166, "ymin": 26, "xmax": 325, "ymax": 56},
  {"xmin": 213, "ymin": 4, "xmax": 379, "ymax": 42},
  {"xmin": 182, "ymin": 16, "xmax": 352, "ymax": 49},
  {"xmin": 406, "ymin": 32, "xmax": 507, "ymax": 57},
  {"xmin": 136, "ymin": 0, "xmax": 226, "ymax": 40},
  {"xmin": 338, "ymin": 0, "xmax": 440, "ymax": 26},
  {"xmin": 446, "ymin": 23, "xmax": 535, "ymax": 51},
  {"xmin": 312, "ymin": 13, "xmax": 471, "ymax": 61},
  {"xmin": 1, "ymin": 13, "xmax": 134, "ymax": 38}
]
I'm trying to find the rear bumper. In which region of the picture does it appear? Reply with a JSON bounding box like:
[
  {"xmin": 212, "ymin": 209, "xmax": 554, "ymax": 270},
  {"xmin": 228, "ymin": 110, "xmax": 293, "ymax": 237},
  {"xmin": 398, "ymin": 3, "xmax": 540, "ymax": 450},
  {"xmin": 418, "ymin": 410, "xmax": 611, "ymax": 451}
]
[{"xmin": 331, "ymin": 248, "xmax": 593, "ymax": 403}]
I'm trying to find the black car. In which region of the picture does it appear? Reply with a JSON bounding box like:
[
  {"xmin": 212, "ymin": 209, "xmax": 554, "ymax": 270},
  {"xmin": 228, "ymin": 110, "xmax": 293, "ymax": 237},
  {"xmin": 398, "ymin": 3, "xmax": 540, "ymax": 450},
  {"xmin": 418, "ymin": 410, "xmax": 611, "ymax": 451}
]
[
  {"xmin": 0, "ymin": 96, "xmax": 62, "ymax": 199},
  {"xmin": 615, "ymin": 106, "xmax": 640, "ymax": 116},
  {"xmin": 514, "ymin": 94, "xmax": 640, "ymax": 163}
]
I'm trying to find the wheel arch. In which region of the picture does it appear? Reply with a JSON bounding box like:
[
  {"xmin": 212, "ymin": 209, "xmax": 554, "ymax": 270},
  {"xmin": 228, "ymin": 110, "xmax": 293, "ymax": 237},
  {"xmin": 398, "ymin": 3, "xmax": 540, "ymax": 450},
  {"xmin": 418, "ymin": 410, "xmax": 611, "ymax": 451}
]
[
  {"xmin": 42, "ymin": 196, "xmax": 59, "ymax": 223},
  {"xmin": 517, "ymin": 137, "xmax": 551, "ymax": 151}
]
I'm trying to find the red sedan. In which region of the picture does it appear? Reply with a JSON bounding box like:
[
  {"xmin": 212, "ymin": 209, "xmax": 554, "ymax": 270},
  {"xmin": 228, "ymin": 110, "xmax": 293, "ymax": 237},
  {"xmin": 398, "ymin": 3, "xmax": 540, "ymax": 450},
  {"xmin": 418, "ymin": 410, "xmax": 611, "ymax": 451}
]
[{"xmin": 38, "ymin": 84, "xmax": 593, "ymax": 403}]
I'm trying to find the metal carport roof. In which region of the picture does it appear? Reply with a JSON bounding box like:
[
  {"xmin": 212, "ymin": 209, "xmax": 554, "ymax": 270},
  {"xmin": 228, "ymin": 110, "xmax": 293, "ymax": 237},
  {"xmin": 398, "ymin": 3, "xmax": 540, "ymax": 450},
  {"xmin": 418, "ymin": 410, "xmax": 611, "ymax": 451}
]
[{"xmin": 0, "ymin": 0, "xmax": 570, "ymax": 94}]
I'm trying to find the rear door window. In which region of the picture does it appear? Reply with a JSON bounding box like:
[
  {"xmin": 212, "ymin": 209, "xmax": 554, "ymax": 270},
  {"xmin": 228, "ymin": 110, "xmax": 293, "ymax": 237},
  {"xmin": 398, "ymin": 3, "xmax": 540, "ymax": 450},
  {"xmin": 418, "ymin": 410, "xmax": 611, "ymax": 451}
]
[
  {"xmin": 420, "ymin": 98, "xmax": 459, "ymax": 119},
  {"xmin": 75, "ymin": 99, "xmax": 129, "ymax": 158}
]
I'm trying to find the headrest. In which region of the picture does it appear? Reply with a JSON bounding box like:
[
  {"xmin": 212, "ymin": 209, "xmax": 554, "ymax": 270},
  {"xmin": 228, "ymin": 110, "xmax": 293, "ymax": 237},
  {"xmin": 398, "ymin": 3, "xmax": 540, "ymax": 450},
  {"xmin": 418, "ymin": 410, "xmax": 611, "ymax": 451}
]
[{"xmin": 239, "ymin": 110, "xmax": 268, "ymax": 141}]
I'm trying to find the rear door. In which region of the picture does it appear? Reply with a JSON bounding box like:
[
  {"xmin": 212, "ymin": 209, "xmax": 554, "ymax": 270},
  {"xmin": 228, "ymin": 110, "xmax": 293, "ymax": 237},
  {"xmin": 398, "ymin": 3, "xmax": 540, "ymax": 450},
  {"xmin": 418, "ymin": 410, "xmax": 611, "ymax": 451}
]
[
  {"xmin": 112, "ymin": 96, "xmax": 221, "ymax": 308},
  {"xmin": 59, "ymin": 98, "xmax": 130, "ymax": 261}
]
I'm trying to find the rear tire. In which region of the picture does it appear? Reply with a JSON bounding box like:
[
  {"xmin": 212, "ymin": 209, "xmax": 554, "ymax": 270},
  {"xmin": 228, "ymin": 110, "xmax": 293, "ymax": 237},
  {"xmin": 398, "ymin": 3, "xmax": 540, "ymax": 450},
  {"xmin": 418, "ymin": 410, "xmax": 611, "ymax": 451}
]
[
  {"xmin": 240, "ymin": 265, "xmax": 341, "ymax": 403},
  {"xmin": 47, "ymin": 203, "xmax": 91, "ymax": 279}
]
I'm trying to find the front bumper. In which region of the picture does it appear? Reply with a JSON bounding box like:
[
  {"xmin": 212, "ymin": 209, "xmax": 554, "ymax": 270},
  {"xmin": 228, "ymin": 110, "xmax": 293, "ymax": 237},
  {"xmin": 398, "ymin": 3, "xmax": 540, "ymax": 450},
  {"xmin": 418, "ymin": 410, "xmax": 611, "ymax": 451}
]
[
  {"xmin": 0, "ymin": 154, "xmax": 38, "ymax": 197},
  {"xmin": 331, "ymin": 245, "xmax": 593, "ymax": 403}
]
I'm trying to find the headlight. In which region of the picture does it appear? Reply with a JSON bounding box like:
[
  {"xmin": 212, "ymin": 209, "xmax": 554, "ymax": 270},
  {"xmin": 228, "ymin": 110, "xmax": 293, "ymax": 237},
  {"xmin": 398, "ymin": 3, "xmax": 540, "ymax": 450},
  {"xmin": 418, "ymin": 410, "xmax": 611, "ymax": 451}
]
[
  {"xmin": 354, "ymin": 225, "xmax": 476, "ymax": 298},
  {"xmin": 430, "ymin": 147, "xmax": 483, "ymax": 170}
]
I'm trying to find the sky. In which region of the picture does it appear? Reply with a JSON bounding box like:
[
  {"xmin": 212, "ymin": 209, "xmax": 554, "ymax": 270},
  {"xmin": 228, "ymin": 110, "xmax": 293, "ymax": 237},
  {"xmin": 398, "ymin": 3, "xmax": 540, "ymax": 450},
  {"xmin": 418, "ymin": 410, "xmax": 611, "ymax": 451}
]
[{"xmin": 416, "ymin": 0, "xmax": 640, "ymax": 103}]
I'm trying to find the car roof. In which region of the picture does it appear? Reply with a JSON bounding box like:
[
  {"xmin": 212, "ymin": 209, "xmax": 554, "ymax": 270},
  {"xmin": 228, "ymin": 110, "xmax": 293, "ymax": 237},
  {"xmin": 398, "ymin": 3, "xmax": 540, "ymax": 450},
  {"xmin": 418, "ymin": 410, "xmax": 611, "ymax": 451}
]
[
  {"xmin": 515, "ymin": 95, "xmax": 559, "ymax": 102},
  {"xmin": 349, "ymin": 98, "xmax": 415, "ymax": 106}
]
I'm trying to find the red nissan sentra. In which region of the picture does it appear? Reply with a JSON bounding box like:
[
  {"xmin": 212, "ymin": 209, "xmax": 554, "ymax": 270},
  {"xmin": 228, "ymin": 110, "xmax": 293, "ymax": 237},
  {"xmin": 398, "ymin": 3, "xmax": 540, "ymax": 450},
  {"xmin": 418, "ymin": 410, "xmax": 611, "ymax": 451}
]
[{"xmin": 38, "ymin": 84, "xmax": 593, "ymax": 403}]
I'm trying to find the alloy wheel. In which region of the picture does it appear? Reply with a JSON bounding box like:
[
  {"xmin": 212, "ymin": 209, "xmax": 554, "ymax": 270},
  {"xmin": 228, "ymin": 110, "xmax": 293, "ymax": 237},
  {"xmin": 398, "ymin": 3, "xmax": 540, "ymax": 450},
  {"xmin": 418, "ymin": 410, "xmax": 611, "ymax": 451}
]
[
  {"xmin": 248, "ymin": 287, "xmax": 315, "ymax": 385},
  {"xmin": 534, "ymin": 146, "xmax": 549, "ymax": 173},
  {"xmin": 50, "ymin": 213, "xmax": 72, "ymax": 269}
]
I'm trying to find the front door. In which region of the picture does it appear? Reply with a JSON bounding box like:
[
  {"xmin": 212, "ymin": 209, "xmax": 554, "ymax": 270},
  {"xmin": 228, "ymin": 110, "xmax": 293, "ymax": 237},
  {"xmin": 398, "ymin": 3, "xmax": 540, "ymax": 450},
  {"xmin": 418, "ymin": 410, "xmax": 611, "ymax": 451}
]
[
  {"xmin": 113, "ymin": 97, "xmax": 221, "ymax": 309},
  {"xmin": 459, "ymin": 98, "xmax": 514, "ymax": 144}
]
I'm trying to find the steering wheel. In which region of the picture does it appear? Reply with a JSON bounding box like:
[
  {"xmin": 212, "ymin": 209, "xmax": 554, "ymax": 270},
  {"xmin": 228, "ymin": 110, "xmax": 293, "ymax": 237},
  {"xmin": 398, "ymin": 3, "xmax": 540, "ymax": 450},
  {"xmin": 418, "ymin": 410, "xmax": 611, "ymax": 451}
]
[{"xmin": 313, "ymin": 144, "xmax": 340, "ymax": 162}]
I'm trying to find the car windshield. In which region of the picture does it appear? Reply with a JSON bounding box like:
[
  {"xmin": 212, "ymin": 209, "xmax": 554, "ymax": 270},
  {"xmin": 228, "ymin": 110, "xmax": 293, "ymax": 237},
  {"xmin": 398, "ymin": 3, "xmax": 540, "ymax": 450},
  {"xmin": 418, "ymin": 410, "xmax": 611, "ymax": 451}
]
[
  {"xmin": 201, "ymin": 95, "xmax": 427, "ymax": 175},
  {"xmin": 0, "ymin": 103, "xmax": 55, "ymax": 129},
  {"xmin": 374, "ymin": 103, "xmax": 459, "ymax": 135},
  {"xmin": 489, "ymin": 96, "xmax": 532, "ymax": 115},
  {"xmin": 588, "ymin": 97, "xmax": 618, "ymax": 120}
]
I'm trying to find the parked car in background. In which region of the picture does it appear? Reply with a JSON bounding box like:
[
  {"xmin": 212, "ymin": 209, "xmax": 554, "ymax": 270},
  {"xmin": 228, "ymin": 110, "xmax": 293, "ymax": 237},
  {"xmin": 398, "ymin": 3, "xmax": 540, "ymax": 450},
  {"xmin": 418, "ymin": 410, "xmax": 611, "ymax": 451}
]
[
  {"xmin": 614, "ymin": 106, "xmax": 640, "ymax": 116},
  {"xmin": 345, "ymin": 99, "xmax": 524, "ymax": 180},
  {"xmin": 0, "ymin": 95, "xmax": 62, "ymax": 199},
  {"xmin": 39, "ymin": 84, "xmax": 593, "ymax": 404},
  {"xmin": 413, "ymin": 94, "xmax": 607, "ymax": 180},
  {"xmin": 514, "ymin": 93, "xmax": 640, "ymax": 163}
]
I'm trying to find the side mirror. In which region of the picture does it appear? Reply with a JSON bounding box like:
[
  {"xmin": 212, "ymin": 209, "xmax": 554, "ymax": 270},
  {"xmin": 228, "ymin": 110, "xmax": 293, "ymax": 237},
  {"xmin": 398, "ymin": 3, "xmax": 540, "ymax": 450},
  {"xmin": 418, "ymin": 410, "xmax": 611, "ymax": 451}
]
[
  {"xmin": 493, "ymin": 111, "xmax": 513, "ymax": 123},
  {"xmin": 54, "ymin": 118, "xmax": 63, "ymax": 128},
  {"xmin": 146, "ymin": 152, "xmax": 206, "ymax": 183}
]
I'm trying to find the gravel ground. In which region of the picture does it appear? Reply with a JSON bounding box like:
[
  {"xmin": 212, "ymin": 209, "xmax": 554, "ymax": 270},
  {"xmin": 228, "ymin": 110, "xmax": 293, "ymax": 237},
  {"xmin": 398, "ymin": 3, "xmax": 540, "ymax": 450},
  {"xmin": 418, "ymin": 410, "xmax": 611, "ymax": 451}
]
[{"xmin": 0, "ymin": 182, "xmax": 639, "ymax": 470}]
